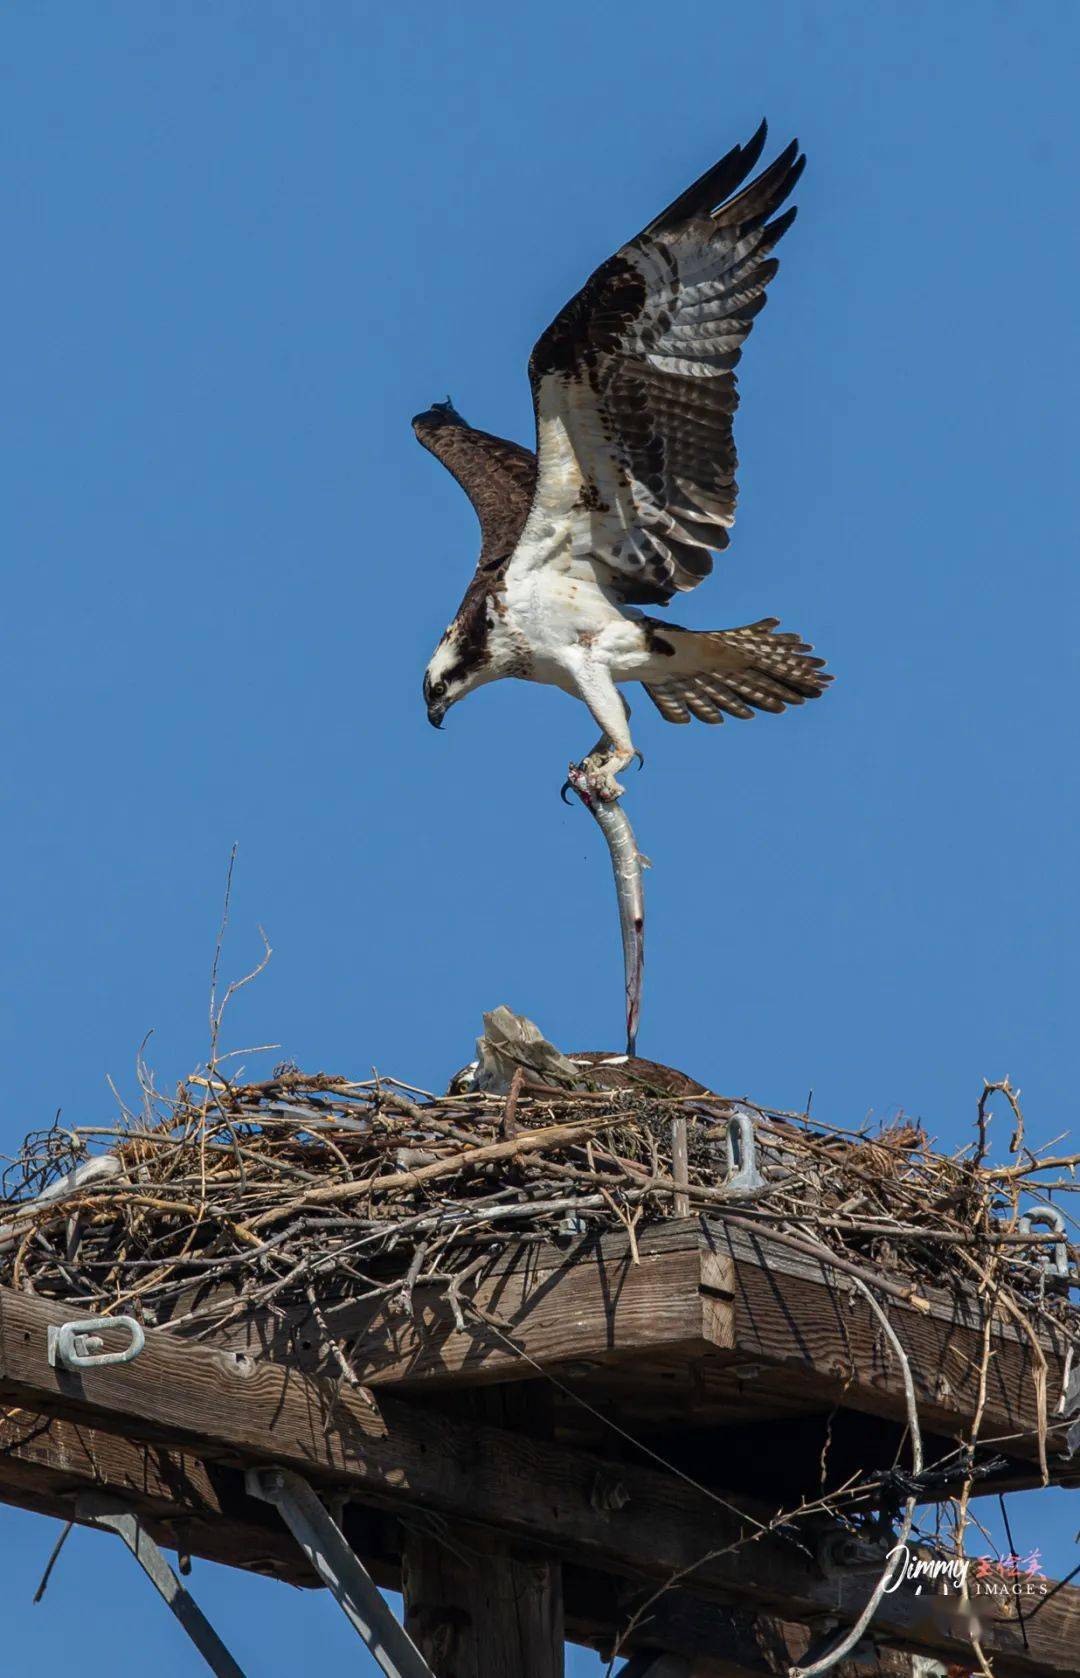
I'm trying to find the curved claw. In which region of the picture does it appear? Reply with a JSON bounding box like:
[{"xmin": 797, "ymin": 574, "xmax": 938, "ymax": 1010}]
[
  {"xmin": 632, "ymin": 749, "xmax": 646, "ymax": 773},
  {"xmin": 560, "ymin": 777, "xmax": 575, "ymax": 806}
]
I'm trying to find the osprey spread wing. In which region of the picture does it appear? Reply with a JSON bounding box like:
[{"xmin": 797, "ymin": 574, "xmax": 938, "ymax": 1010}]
[{"xmin": 415, "ymin": 123, "xmax": 830, "ymax": 799}]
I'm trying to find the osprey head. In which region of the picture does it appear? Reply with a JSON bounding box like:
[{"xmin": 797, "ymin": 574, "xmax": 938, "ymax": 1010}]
[
  {"xmin": 423, "ymin": 618, "xmax": 488, "ymax": 728},
  {"xmin": 423, "ymin": 630, "xmax": 465, "ymax": 728}
]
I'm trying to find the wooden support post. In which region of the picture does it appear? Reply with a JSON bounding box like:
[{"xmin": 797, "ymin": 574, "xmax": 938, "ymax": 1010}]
[
  {"xmin": 402, "ymin": 1527, "xmax": 563, "ymax": 1678},
  {"xmin": 400, "ymin": 1385, "xmax": 565, "ymax": 1677}
]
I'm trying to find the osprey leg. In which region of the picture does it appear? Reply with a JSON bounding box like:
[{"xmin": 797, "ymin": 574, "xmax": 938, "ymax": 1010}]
[{"xmin": 562, "ymin": 653, "xmax": 639, "ymax": 800}]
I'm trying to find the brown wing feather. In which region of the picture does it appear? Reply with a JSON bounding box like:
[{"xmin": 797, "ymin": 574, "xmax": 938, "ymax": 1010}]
[
  {"xmin": 568, "ymin": 1051, "xmax": 709, "ymax": 1096},
  {"xmin": 413, "ymin": 400, "xmax": 536, "ymax": 568},
  {"xmin": 643, "ymin": 617, "xmax": 831, "ymax": 726},
  {"xmin": 522, "ymin": 126, "xmax": 804, "ymax": 607}
]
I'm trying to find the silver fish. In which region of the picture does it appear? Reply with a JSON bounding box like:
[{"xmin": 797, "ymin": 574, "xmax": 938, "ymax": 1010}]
[{"xmin": 563, "ymin": 764, "xmax": 649, "ymax": 1054}]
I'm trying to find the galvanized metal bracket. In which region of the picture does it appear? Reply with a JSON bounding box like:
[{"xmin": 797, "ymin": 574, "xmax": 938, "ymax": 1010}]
[
  {"xmin": 1018, "ymin": 1206, "xmax": 1071, "ymax": 1281},
  {"xmin": 246, "ymin": 1465, "xmax": 437, "ymax": 1678},
  {"xmin": 47, "ymin": 1313, "xmax": 145, "ymax": 1371},
  {"xmin": 724, "ymin": 1106, "xmax": 764, "ymax": 1193},
  {"xmin": 74, "ymin": 1493, "xmax": 247, "ymax": 1678}
]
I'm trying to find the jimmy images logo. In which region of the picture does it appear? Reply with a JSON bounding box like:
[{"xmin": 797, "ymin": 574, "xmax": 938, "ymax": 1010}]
[{"xmin": 883, "ymin": 1544, "xmax": 1048, "ymax": 1598}]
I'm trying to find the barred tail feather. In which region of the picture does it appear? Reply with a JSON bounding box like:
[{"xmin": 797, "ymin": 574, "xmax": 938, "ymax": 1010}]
[{"xmin": 642, "ymin": 617, "xmax": 831, "ymax": 726}]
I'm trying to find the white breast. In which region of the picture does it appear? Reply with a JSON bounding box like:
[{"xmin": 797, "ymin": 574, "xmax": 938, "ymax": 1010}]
[{"xmin": 501, "ymin": 563, "xmax": 647, "ymax": 691}]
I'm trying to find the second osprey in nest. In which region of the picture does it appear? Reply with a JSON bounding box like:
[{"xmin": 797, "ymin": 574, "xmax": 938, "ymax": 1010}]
[{"xmin": 416, "ymin": 123, "xmax": 830, "ymax": 800}]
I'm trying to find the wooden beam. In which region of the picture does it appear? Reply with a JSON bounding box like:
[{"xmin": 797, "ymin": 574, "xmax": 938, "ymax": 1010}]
[
  {"xmin": 0, "ymin": 1402, "xmax": 313, "ymax": 1583},
  {"xmin": 174, "ymin": 1222, "xmax": 725, "ymax": 1391},
  {"xmin": 706, "ymin": 1221, "xmax": 1072, "ymax": 1473},
  {"xmin": 185, "ymin": 1218, "xmax": 1070, "ymax": 1482},
  {"xmin": 0, "ymin": 1285, "xmax": 388, "ymax": 1471},
  {"xmin": 0, "ymin": 1402, "xmax": 902, "ymax": 1676},
  {"xmin": 175, "ymin": 1216, "xmax": 1071, "ymax": 1501},
  {"xmin": 1, "ymin": 1286, "xmax": 1076, "ymax": 1676}
]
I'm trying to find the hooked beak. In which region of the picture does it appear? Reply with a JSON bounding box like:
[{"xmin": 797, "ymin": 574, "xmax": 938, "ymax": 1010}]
[{"xmin": 427, "ymin": 705, "xmax": 446, "ymax": 731}]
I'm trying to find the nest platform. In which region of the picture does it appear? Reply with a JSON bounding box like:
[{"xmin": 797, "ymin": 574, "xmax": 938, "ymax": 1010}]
[{"xmin": 1, "ymin": 1063, "xmax": 1079, "ymax": 1676}]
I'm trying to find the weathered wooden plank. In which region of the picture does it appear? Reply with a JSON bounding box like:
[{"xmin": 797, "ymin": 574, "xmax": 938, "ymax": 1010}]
[
  {"xmin": 0, "ymin": 1286, "xmax": 388, "ymax": 1471},
  {"xmin": 336, "ymin": 1237, "xmax": 717, "ymax": 1388},
  {"xmin": 0, "ymin": 1401, "xmax": 222, "ymax": 1509},
  {"xmin": 178, "ymin": 1222, "xmax": 724, "ymax": 1393},
  {"xmin": 1, "ymin": 1286, "xmax": 1077, "ymax": 1675},
  {"xmin": 177, "ymin": 1216, "xmax": 1067, "ymax": 1480},
  {"xmin": 0, "ymin": 1404, "xmax": 310, "ymax": 1582},
  {"xmin": 1, "ymin": 1285, "xmax": 812, "ymax": 1611},
  {"xmin": 705, "ymin": 1222, "xmax": 1072, "ymax": 1469}
]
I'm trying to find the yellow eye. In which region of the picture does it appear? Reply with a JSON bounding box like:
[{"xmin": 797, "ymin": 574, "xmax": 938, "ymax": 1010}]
[{"xmin": 432, "ymin": 681, "xmax": 447, "ymax": 699}]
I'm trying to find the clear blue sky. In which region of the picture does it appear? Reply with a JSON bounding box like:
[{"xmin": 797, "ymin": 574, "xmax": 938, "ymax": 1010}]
[{"xmin": 2, "ymin": 3, "xmax": 1077, "ymax": 1672}]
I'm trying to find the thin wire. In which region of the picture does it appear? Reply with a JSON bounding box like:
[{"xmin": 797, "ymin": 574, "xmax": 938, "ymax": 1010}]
[
  {"xmin": 998, "ymin": 1492, "xmax": 1030, "ymax": 1651},
  {"xmin": 1022, "ymin": 1558, "xmax": 1080, "ymax": 1620}
]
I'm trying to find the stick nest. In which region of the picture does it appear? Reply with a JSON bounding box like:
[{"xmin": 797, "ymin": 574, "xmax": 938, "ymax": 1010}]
[{"xmin": 1, "ymin": 1064, "xmax": 1077, "ymax": 1366}]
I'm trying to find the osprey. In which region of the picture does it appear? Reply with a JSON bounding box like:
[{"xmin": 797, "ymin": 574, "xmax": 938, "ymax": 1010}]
[
  {"xmin": 446, "ymin": 1006, "xmax": 709, "ymax": 1098},
  {"xmin": 416, "ymin": 123, "xmax": 830, "ymax": 800}
]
